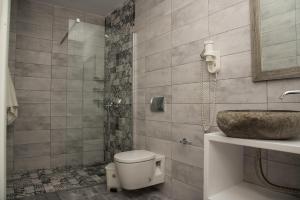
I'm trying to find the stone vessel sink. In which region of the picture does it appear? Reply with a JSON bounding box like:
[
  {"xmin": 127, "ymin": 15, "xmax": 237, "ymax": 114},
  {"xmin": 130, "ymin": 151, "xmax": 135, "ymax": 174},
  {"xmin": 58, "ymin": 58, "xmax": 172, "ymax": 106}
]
[{"xmin": 217, "ymin": 110, "xmax": 300, "ymax": 140}]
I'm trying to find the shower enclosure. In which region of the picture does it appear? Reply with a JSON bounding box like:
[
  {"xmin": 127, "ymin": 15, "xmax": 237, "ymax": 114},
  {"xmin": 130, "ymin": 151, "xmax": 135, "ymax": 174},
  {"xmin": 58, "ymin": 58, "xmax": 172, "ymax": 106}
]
[
  {"xmin": 5, "ymin": 0, "xmax": 134, "ymax": 198},
  {"xmin": 60, "ymin": 18, "xmax": 106, "ymax": 166},
  {"xmin": 59, "ymin": 11, "xmax": 134, "ymax": 166}
]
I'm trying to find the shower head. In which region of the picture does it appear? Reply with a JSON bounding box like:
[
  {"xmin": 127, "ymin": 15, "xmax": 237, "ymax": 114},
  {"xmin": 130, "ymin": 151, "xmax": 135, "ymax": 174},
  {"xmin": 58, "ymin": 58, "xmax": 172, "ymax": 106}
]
[{"xmin": 59, "ymin": 18, "xmax": 81, "ymax": 45}]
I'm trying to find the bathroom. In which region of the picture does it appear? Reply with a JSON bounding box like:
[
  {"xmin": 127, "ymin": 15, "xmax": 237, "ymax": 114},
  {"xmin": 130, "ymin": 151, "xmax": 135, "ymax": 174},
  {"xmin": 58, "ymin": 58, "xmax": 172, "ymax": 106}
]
[{"xmin": 0, "ymin": 0, "xmax": 300, "ymax": 199}]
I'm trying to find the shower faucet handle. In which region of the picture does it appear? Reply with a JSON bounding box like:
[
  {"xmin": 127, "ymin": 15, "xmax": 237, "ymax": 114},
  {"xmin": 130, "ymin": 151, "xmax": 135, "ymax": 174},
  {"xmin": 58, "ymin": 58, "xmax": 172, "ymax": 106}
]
[{"xmin": 180, "ymin": 138, "xmax": 192, "ymax": 145}]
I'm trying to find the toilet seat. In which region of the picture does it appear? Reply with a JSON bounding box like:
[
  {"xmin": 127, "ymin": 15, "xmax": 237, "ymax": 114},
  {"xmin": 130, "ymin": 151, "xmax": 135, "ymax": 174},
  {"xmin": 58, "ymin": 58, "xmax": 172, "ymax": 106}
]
[{"xmin": 114, "ymin": 150, "xmax": 155, "ymax": 163}]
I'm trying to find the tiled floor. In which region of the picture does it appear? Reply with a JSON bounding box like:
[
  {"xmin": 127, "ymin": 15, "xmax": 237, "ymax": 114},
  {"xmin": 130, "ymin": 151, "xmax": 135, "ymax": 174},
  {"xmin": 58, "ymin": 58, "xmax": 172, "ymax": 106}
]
[
  {"xmin": 7, "ymin": 165, "xmax": 106, "ymax": 200},
  {"xmin": 19, "ymin": 185, "xmax": 171, "ymax": 200},
  {"xmin": 7, "ymin": 165, "xmax": 170, "ymax": 200}
]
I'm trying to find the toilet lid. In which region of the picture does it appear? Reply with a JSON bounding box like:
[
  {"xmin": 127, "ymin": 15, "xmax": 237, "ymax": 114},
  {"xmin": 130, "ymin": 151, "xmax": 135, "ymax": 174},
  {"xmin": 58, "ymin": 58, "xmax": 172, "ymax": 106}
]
[{"xmin": 114, "ymin": 150, "xmax": 155, "ymax": 163}]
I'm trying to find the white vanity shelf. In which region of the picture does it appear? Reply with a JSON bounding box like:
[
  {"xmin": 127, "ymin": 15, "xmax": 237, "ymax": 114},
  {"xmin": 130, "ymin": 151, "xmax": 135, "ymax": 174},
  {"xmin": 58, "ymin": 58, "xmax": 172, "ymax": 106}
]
[{"xmin": 204, "ymin": 132, "xmax": 300, "ymax": 200}]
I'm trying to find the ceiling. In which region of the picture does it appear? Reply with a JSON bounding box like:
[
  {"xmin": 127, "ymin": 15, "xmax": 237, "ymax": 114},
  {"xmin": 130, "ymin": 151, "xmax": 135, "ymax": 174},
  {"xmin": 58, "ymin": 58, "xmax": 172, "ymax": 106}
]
[{"xmin": 40, "ymin": 0, "xmax": 127, "ymax": 16}]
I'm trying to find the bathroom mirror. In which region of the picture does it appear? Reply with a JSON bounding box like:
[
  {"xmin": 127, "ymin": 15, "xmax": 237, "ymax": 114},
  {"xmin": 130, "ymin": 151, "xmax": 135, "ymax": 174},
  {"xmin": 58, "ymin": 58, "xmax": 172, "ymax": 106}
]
[{"xmin": 250, "ymin": 0, "xmax": 300, "ymax": 81}]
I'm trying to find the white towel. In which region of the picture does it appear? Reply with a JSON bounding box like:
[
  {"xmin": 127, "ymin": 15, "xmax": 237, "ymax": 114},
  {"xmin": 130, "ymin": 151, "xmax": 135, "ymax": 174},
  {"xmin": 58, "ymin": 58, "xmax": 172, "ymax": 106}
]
[{"xmin": 6, "ymin": 68, "xmax": 18, "ymax": 125}]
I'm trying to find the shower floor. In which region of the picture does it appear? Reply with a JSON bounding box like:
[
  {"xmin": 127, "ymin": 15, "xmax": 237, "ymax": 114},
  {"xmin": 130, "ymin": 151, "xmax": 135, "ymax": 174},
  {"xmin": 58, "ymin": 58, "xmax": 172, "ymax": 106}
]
[
  {"xmin": 6, "ymin": 164, "xmax": 106, "ymax": 200},
  {"xmin": 7, "ymin": 164, "xmax": 171, "ymax": 200}
]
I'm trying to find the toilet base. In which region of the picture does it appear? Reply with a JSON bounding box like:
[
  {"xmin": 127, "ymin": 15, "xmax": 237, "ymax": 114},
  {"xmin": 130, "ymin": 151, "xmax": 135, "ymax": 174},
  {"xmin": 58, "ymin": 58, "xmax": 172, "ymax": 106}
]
[{"xmin": 105, "ymin": 163, "xmax": 122, "ymax": 192}]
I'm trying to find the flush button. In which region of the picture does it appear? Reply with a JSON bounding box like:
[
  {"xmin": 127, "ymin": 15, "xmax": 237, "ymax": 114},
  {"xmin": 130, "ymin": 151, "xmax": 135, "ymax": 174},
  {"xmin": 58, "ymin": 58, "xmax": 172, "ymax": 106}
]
[{"xmin": 150, "ymin": 96, "xmax": 164, "ymax": 112}]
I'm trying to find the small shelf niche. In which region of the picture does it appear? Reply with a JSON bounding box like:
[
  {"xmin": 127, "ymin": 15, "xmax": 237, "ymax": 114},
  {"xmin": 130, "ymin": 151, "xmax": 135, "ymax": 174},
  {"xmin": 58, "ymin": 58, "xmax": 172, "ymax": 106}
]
[{"xmin": 204, "ymin": 132, "xmax": 300, "ymax": 200}]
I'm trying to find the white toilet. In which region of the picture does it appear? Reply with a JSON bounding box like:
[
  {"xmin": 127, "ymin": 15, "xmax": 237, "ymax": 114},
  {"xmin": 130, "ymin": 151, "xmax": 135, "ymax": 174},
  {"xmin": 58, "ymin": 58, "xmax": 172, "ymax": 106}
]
[{"xmin": 114, "ymin": 150, "xmax": 165, "ymax": 190}]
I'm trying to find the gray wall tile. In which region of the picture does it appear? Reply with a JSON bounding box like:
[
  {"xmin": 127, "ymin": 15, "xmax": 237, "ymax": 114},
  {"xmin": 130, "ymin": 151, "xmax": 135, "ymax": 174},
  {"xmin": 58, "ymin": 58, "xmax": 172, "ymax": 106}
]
[
  {"xmin": 16, "ymin": 35, "xmax": 51, "ymax": 52},
  {"xmin": 65, "ymin": 153, "xmax": 83, "ymax": 166},
  {"xmin": 172, "ymin": 179, "xmax": 203, "ymax": 200},
  {"xmin": 15, "ymin": 116, "xmax": 50, "ymax": 131},
  {"xmin": 83, "ymin": 151, "xmax": 104, "ymax": 165},
  {"xmin": 172, "ymin": 61, "xmax": 209, "ymax": 85},
  {"xmin": 172, "ymin": 0, "xmax": 195, "ymax": 12},
  {"xmin": 172, "ymin": 143, "xmax": 204, "ymax": 167},
  {"xmin": 146, "ymin": 137, "xmax": 172, "ymax": 158},
  {"xmin": 18, "ymin": 103, "xmax": 50, "ymax": 117},
  {"xmin": 18, "ymin": 0, "xmax": 53, "ymax": 15},
  {"xmin": 172, "ymin": 0, "xmax": 208, "ymax": 29},
  {"xmin": 172, "ymin": 83, "xmax": 208, "ymax": 104},
  {"xmin": 135, "ymin": 0, "xmax": 300, "ymax": 197},
  {"xmin": 172, "ymin": 160, "xmax": 204, "ymax": 189},
  {"xmin": 209, "ymin": 1, "xmax": 250, "ymax": 35},
  {"xmin": 16, "ymin": 90, "xmax": 50, "ymax": 103},
  {"xmin": 51, "ymin": 104, "xmax": 67, "ymax": 116},
  {"xmin": 16, "ymin": 49, "xmax": 51, "ymax": 65},
  {"xmin": 216, "ymin": 77, "xmax": 267, "ymax": 103},
  {"xmin": 146, "ymin": 32, "xmax": 171, "ymax": 56},
  {"xmin": 65, "ymin": 140, "xmax": 83, "ymax": 154},
  {"xmin": 51, "ymin": 129, "xmax": 66, "ymax": 143},
  {"xmin": 83, "ymin": 128, "xmax": 103, "ymax": 140},
  {"xmin": 145, "ymin": 120, "xmax": 172, "ymax": 140},
  {"xmin": 16, "ymin": 22, "xmax": 52, "ymax": 40},
  {"xmin": 14, "ymin": 143, "xmax": 50, "ymax": 158},
  {"xmin": 145, "ymin": 49, "xmax": 171, "ymax": 72},
  {"xmin": 15, "ymin": 156, "xmax": 50, "ymax": 170},
  {"xmin": 15, "ymin": 63, "xmax": 51, "ymax": 78},
  {"xmin": 51, "ymin": 91, "xmax": 66, "ymax": 103},
  {"xmin": 172, "ymin": 104, "xmax": 202, "ymax": 124},
  {"xmin": 171, "ymin": 40, "xmax": 204, "ymax": 66},
  {"xmin": 52, "ymin": 66, "xmax": 67, "ymax": 79},
  {"xmin": 67, "ymin": 116, "xmax": 83, "ymax": 128},
  {"xmin": 148, "ymin": 0, "xmax": 171, "ymax": 23},
  {"xmin": 211, "ymin": 25, "xmax": 251, "ymax": 56},
  {"xmin": 52, "ymin": 53, "xmax": 68, "ymax": 66},
  {"xmin": 82, "ymin": 115, "xmax": 103, "ymax": 128},
  {"xmin": 51, "ymin": 116, "xmax": 67, "ymax": 129},
  {"xmin": 15, "ymin": 77, "xmax": 51, "ymax": 90},
  {"xmin": 83, "ymin": 140, "xmax": 104, "ymax": 151},
  {"xmin": 146, "ymin": 68, "xmax": 171, "ymax": 88},
  {"xmin": 218, "ymin": 51, "xmax": 251, "ymax": 80},
  {"xmin": 17, "ymin": 10, "xmax": 53, "ymax": 29},
  {"xmin": 51, "ymin": 142, "xmax": 65, "ymax": 155},
  {"xmin": 172, "ymin": 17, "xmax": 209, "ymax": 47},
  {"xmin": 14, "ymin": 130, "xmax": 50, "ymax": 145},
  {"xmin": 209, "ymin": 0, "xmax": 245, "ymax": 13},
  {"xmin": 51, "ymin": 79, "xmax": 66, "ymax": 91}
]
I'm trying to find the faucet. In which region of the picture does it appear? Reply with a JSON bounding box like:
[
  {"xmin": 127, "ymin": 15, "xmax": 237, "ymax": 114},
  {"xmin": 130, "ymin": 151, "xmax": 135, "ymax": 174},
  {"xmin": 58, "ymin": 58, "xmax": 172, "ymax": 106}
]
[{"xmin": 280, "ymin": 90, "xmax": 300, "ymax": 99}]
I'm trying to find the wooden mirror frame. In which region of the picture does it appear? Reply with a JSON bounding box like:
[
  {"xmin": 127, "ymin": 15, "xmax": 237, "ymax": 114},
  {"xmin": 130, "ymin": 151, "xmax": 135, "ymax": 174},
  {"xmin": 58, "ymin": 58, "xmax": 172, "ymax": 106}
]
[{"xmin": 250, "ymin": 0, "xmax": 300, "ymax": 82}]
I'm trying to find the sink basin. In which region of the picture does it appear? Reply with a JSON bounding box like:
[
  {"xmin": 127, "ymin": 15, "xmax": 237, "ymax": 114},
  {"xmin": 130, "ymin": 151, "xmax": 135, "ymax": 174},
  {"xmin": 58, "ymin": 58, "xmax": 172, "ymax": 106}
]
[{"xmin": 216, "ymin": 110, "xmax": 300, "ymax": 140}]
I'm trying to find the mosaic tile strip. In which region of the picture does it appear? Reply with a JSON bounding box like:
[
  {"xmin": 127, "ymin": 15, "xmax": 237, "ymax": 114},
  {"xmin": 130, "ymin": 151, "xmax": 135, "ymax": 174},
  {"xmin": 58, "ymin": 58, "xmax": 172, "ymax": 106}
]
[{"xmin": 104, "ymin": 0, "xmax": 135, "ymax": 161}]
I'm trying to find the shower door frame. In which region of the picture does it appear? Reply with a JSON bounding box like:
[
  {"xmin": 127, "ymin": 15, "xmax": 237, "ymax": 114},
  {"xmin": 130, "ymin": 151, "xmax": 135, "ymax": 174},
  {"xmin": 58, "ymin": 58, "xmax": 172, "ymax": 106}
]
[{"xmin": 0, "ymin": 0, "xmax": 11, "ymax": 198}]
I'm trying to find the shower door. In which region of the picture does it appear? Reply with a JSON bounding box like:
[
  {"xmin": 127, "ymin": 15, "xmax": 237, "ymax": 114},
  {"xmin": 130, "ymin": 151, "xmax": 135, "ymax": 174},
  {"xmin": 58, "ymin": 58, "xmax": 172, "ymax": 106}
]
[
  {"xmin": 63, "ymin": 12, "xmax": 134, "ymax": 166},
  {"xmin": 65, "ymin": 19, "xmax": 105, "ymax": 166}
]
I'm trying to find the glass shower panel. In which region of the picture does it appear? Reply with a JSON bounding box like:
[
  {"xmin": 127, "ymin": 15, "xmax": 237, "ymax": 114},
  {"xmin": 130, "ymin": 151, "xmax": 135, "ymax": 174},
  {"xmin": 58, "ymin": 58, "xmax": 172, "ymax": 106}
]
[{"xmin": 66, "ymin": 19, "xmax": 105, "ymax": 166}]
